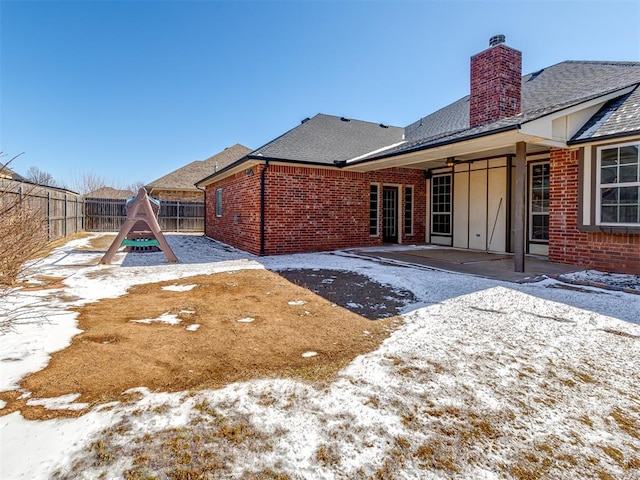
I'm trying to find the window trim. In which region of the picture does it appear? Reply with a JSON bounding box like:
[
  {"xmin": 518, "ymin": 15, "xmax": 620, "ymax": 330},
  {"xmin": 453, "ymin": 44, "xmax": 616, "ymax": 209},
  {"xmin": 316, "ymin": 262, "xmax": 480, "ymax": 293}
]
[
  {"xmin": 369, "ymin": 183, "xmax": 380, "ymax": 237},
  {"xmin": 528, "ymin": 161, "xmax": 549, "ymax": 244},
  {"xmin": 215, "ymin": 188, "xmax": 223, "ymax": 217},
  {"xmin": 596, "ymin": 141, "xmax": 640, "ymax": 227},
  {"xmin": 430, "ymin": 174, "xmax": 452, "ymax": 236},
  {"xmin": 404, "ymin": 185, "xmax": 414, "ymax": 236}
]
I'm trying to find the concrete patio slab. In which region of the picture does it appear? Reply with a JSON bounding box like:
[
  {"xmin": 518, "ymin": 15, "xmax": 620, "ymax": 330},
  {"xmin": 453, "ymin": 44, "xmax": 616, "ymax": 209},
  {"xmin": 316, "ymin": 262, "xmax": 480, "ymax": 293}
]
[{"xmin": 349, "ymin": 246, "xmax": 583, "ymax": 283}]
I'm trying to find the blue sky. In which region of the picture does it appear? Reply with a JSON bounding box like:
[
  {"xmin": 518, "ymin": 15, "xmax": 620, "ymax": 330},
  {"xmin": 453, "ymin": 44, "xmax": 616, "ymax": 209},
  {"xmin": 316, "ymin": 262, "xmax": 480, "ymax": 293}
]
[{"xmin": 1, "ymin": 0, "xmax": 639, "ymax": 189}]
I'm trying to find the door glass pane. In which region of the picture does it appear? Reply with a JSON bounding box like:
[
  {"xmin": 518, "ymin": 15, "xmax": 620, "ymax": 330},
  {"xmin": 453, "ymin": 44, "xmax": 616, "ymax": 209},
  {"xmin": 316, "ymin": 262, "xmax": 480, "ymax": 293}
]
[
  {"xmin": 531, "ymin": 215, "xmax": 549, "ymax": 240},
  {"xmin": 383, "ymin": 188, "xmax": 397, "ymax": 239},
  {"xmin": 529, "ymin": 162, "xmax": 549, "ymax": 242}
]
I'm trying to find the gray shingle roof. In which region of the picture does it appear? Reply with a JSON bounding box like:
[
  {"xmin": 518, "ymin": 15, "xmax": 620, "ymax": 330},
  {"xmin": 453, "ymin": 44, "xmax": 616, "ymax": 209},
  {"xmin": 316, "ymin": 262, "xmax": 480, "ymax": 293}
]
[
  {"xmin": 378, "ymin": 61, "xmax": 640, "ymax": 160},
  {"xmin": 146, "ymin": 144, "xmax": 251, "ymax": 191},
  {"xmin": 251, "ymin": 114, "xmax": 404, "ymax": 164},
  {"xmin": 570, "ymin": 86, "xmax": 640, "ymax": 143}
]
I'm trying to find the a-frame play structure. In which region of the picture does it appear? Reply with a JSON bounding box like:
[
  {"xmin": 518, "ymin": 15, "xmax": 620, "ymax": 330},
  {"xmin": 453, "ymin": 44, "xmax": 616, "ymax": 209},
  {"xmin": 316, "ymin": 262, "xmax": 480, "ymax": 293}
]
[{"xmin": 100, "ymin": 187, "xmax": 178, "ymax": 264}]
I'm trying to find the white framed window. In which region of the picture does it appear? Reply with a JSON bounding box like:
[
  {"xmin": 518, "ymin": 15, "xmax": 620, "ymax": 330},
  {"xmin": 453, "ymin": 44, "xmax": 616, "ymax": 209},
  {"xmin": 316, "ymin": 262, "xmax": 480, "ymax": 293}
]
[
  {"xmin": 404, "ymin": 186, "xmax": 413, "ymax": 235},
  {"xmin": 216, "ymin": 188, "xmax": 223, "ymax": 217},
  {"xmin": 529, "ymin": 162, "xmax": 549, "ymax": 241},
  {"xmin": 597, "ymin": 142, "xmax": 640, "ymax": 225},
  {"xmin": 431, "ymin": 174, "xmax": 452, "ymax": 235},
  {"xmin": 369, "ymin": 184, "xmax": 379, "ymax": 236}
]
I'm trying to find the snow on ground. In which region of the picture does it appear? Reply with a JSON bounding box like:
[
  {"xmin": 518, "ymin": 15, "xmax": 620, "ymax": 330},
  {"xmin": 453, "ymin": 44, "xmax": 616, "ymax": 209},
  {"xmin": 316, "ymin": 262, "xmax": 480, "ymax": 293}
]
[{"xmin": 1, "ymin": 234, "xmax": 639, "ymax": 479}]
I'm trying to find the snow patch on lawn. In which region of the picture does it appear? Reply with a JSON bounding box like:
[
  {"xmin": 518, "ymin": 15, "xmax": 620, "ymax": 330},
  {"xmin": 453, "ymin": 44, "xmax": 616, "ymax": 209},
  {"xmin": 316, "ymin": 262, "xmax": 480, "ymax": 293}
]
[
  {"xmin": 161, "ymin": 284, "xmax": 196, "ymax": 292},
  {"xmin": 26, "ymin": 394, "xmax": 90, "ymax": 411},
  {"xmin": 287, "ymin": 300, "xmax": 307, "ymax": 306},
  {"xmin": 131, "ymin": 312, "xmax": 181, "ymax": 325}
]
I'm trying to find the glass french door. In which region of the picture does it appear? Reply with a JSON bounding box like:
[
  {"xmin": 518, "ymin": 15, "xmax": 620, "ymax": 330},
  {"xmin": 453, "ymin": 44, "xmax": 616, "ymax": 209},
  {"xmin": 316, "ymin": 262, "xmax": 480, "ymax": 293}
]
[{"xmin": 382, "ymin": 186, "xmax": 398, "ymax": 243}]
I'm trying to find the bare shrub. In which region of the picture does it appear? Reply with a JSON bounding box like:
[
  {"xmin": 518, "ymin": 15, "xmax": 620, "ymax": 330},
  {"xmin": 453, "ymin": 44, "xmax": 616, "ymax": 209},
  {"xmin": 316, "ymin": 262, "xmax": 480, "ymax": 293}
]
[
  {"xmin": 0, "ymin": 155, "xmax": 49, "ymax": 285},
  {"xmin": 1, "ymin": 154, "xmax": 50, "ymax": 332}
]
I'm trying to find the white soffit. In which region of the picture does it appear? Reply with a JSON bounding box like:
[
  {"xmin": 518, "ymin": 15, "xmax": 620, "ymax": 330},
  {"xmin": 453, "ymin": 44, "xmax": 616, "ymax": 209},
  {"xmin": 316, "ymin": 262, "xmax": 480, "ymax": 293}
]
[{"xmin": 343, "ymin": 130, "xmax": 544, "ymax": 172}]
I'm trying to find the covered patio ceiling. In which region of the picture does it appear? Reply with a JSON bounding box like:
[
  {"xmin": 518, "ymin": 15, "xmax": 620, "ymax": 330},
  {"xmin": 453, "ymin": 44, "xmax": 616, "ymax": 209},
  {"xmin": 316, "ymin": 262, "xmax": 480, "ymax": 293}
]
[{"xmin": 343, "ymin": 130, "xmax": 552, "ymax": 172}]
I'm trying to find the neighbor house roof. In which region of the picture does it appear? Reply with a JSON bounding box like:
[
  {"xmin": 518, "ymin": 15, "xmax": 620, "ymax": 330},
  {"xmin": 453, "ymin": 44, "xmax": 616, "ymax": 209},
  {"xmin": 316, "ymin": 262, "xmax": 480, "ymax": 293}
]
[
  {"xmin": 0, "ymin": 163, "xmax": 26, "ymax": 181},
  {"xmin": 84, "ymin": 187, "xmax": 136, "ymax": 199},
  {"xmin": 146, "ymin": 144, "xmax": 251, "ymax": 192},
  {"xmin": 361, "ymin": 61, "xmax": 640, "ymax": 162},
  {"xmin": 250, "ymin": 113, "xmax": 404, "ymax": 164}
]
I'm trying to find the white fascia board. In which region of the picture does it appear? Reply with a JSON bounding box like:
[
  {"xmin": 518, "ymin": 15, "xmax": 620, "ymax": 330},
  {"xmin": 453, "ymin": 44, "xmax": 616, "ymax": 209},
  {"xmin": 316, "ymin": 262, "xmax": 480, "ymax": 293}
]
[
  {"xmin": 343, "ymin": 130, "xmax": 540, "ymax": 172},
  {"xmin": 196, "ymin": 160, "xmax": 262, "ymax": 188},
  {"xmin": 520, "ymin": 86, "xmax": 636, "ymax": 142},
  {"xmin": 346, "ymin": 141, "xmax": 407, "ymax": 163}
]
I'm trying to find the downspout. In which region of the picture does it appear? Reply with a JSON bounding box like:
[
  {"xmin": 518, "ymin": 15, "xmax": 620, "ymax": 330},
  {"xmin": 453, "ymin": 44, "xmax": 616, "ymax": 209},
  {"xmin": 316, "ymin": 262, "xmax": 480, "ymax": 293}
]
[
  {"xmin": 196, "ymin": 184, "xmax": 207, "ymax": 236},
  {"xmin": 260, "ymin": 160, "xmax": 270, "ymax": 256}
]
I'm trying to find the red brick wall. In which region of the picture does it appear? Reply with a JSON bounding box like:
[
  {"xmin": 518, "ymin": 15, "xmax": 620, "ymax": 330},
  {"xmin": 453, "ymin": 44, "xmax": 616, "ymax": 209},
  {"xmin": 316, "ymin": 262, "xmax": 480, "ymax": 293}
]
[
  {"xmin": 548, "ymin": 147, "xmax": 640, "ymax": 274},
  {"xmin": 470, "ymin": 43, "xmax": 522, "ymax": 128},
  {"xmin": 204, "ymin": 167, "xmax": 263, "ymax": 254},
  {"xmin": 205, "ymin": 164, "xmax": 426, "ymax": 255}
]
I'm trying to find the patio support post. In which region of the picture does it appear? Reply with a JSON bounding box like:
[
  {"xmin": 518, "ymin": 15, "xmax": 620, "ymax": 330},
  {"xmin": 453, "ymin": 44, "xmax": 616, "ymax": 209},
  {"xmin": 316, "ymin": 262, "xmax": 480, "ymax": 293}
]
[{"xmin": 514, "ymin": 141, "xmax": 527, "ymax": 272}]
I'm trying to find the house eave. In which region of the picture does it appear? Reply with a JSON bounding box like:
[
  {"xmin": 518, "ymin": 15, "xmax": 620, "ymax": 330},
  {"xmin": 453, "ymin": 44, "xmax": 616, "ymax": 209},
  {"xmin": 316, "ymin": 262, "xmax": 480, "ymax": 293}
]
[
  {"xmin": 195, "ymin": 156, "xmax": 343, "ymax": 188},
  {"xmin": 195, "ymin": 157, "xmax": 259, "ymax": 188},
  {"xmin": 341, "ymin": 127, "xmax": 550, "ymax": 172},
  {"xmin": 567, "ymin": 129, "xmax": 640, "ymax": 146}
]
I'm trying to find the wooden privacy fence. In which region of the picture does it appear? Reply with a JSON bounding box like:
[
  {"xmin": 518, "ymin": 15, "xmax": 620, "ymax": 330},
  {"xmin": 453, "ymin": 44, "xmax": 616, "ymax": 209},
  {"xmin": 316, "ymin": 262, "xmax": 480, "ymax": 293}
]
[
  {"xmin": 0, "ymin": 178, "xmax": 84, "ymax": 241},
  {"xmin": 84, "ymin": 198, "xmax": 204, "ymax": 232}
]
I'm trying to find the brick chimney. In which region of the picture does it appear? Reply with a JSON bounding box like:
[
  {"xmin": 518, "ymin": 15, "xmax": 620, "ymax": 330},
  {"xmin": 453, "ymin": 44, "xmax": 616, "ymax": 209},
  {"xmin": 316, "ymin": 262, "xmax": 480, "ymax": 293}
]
[{"xmin": 469, "ymin": 34, "xmax": 522, "ymax": 128}]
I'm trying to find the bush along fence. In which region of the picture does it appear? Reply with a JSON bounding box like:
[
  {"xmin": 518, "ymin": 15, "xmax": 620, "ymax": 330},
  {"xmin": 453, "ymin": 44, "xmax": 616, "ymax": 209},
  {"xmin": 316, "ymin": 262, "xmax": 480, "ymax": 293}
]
[
  {"xmin": 0, "ymin": 178, "xmax": 84, "ymax": 241},
  {"xmin": 84, "ymin": 197, "xmax": 204, "ymax": 232}
]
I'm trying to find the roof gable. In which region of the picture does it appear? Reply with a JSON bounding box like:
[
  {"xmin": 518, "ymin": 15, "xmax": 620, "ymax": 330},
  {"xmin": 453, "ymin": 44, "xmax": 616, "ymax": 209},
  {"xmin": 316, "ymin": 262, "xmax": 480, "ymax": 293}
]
[{"xmin": 571, "ymin": 85, "xmax": 640, "ymax": 143}]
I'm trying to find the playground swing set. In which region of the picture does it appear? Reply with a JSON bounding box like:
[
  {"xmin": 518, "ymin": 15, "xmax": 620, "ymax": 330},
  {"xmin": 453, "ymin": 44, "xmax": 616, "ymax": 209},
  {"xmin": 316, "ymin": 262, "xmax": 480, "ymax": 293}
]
[{"xmin": 100, "ymin": 187, "xmax": 178, "ymax": 264}]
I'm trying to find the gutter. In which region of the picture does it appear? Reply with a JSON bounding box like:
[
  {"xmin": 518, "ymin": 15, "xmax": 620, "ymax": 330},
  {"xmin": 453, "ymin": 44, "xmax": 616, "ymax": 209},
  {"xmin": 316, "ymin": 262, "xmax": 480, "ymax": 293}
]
[
  {"xmin": 567, "ymin": 128, "xmax": 640, "ymax": 146},
  {"xmin": 260, "ymin": 159, "xmax": 270, "ymax": 256}
]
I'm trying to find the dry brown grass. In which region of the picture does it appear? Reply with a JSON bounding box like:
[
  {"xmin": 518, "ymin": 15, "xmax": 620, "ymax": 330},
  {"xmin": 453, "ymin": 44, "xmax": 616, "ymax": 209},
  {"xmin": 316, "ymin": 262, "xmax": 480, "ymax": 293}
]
[
  {"xmin": 2, "ymin": 269, "xmax": 396, "ymax": 419},
  {"xmin": 73, "ymin": 234, "xmax": 117, "ymax": 251},
  {"xmin": 55, "ymin": 407, "xmax": 287, "ymax": 480}
]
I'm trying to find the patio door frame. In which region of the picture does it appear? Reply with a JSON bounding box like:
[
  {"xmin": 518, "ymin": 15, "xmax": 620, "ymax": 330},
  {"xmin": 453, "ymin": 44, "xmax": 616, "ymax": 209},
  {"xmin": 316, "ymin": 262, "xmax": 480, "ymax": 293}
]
[{"xmin": 382, "ymin": 185, "xmax": 400, "ymax": 243}]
